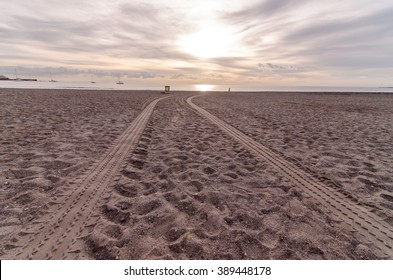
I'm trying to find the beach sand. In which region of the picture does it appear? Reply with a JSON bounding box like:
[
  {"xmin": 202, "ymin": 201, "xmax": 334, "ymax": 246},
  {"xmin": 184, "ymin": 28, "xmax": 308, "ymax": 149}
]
[
  {"xmin": 0, "ymin": 89, "xmax": 392, "ymax": 259},
  {"xmin": 194, "ymin": 92, "xmax": 393, "ymax": 224}
]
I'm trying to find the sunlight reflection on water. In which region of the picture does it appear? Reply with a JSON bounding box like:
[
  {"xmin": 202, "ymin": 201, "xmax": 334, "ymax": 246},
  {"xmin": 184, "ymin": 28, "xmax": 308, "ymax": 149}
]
[{"xmin": 195, "ymin": 84, "xmax": 215, "ymax": 91}]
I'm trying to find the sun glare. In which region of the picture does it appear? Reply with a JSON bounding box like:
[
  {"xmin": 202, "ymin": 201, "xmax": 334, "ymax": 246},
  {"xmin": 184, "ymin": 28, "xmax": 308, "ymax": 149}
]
[
  {"xmin": 179, "ymin": 24, "xmax": 235, "ymax": 58},
  {"xmin": 195, "ymin": 84, "xmax": 214, "ymax": 91}
]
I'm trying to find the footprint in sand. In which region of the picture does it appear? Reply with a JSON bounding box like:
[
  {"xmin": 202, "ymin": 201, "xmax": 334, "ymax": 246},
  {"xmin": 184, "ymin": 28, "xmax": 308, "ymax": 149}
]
[
  {"xmin": 115, "ymin": 201, "xmax": 133, "ymax": 211},
  {"xmin": 380, "ymin": 193, "xmax": 393, "ymax": 202},
  {"xmin": 133, "ymin": 148, "xmax": 148, "ymax": 158},
  {"xmin": 121, "ymin": 169, "xmax": 141, "ymax": 180},
  {"xmin": 165, "ymin": 227, "xmax": 187, "ymax": 242},
  {"xmin": 129, "ymin": 159, "xmax": 145, "ymax": 169},
  {"xmin": 203, "ymin": 166, "xmax": 216, "ymax": 175},
  {"xmin": 136, "ymin": 200, "xmax": 162, "ymax": 215},
  {"xmin": 103, "ymin": 224, "xmax": 123, "ymax": 239},
  {"xmin": 101, "ymin": 205, "xmax": 130, "ymax": 225},
  {"xmin": 113, "ymin": 183, "xmax": 139, "ymax": 198},
  {"xmin": 187, "ymin": 180, "xmax": 204, "ymax": 193}
]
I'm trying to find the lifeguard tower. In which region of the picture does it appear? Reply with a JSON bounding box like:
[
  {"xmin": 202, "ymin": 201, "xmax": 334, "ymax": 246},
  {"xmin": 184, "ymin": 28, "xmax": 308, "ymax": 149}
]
[{"xmin": 161, "ymin": 86, "xmax": 170, "ymax": 94}]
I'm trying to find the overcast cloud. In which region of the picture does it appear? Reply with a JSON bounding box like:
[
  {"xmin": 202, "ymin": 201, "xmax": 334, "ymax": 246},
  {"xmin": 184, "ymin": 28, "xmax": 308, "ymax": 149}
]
[{"xmin": 1, "ymin": 0, "xmax": 392, "ymax": 87}]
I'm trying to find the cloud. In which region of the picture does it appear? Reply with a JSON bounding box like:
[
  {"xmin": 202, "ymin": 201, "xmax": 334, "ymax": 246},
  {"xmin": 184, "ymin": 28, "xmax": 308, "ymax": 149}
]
[
  {"xmin": 257, "ymin": 62, "xmax": 297, "ymax": 72},
  {"xmin": 283, "ymin": 7, "xmax": 393, "ymax": 69},
  {"xmin": 223, "ymin": 1, "xmax": 393, "ymax": 74},
  {"xmin": 0, "ymin": 0, "xmax": 192, "ymax": 66},
  {"xmin": 1, "ymin": 0, "xmax": 393, "ymax": 86},
  {"xmin": 229, "ymin": 0, "xmax": 309, "ymax": 22},
  {"xmin": 171, "ymin": 73, "xmax": 185, "ymax": 79}
]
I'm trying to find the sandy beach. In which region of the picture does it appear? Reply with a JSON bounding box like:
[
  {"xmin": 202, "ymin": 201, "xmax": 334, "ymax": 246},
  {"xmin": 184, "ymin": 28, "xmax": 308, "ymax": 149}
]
[
  {"xmin": 0, "ymin": 89, "xmax": 392, "ymax": 259},
  {"xmin": 194, "ymin": 92, "xmax": 393, "ymax": 223}
]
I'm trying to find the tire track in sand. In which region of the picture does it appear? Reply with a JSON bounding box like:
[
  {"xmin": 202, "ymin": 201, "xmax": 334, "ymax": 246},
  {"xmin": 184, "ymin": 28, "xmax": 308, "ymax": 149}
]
[
  {"xmin": 187, "ymin": 95, "xmax": 393, "ymax": 259},
  {"xmin": 12, "ymin": 96, "xmax": 169, "ymax": 259}
]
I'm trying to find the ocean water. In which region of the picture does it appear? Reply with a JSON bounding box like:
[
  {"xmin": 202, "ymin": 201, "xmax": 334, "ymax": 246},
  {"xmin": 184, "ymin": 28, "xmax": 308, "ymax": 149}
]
[
  {"xmin": 0, "ymin": 80, "xmax": 147, "ymax": 91},
  {"xmin": 1, "ymin": 80, "xmax": 393, "ymax": 93}
]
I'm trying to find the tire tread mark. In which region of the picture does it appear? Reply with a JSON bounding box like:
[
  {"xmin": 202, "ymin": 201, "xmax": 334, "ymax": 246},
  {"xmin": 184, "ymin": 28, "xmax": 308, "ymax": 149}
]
[
  {"xmin": 187, "ymin": 96, "xmax": 393, "ymax": 259},
  {"xmin": 12, "ymin": 96, "xmax": 169, "ymax": 259}
]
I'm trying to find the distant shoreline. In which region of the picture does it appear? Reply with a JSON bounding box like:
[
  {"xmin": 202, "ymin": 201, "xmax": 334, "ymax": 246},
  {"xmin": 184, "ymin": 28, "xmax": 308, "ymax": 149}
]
[
  {"xmin": 0, "ymin": 78, "xmax": 37, "ymax": 81},
  {"xmin": 1, "ymin": 80, "xmax": 393, "ymax": 93}
]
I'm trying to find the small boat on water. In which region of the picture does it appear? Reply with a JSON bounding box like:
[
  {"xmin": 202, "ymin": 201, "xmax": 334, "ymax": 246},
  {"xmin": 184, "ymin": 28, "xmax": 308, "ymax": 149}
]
[
  {"xmin": 49, "ymin": 72, "xmax": 57, "ymax": 82},
  {"xmin": 116, "ymin": 74, "xmax": 124, "ymax": 84}
]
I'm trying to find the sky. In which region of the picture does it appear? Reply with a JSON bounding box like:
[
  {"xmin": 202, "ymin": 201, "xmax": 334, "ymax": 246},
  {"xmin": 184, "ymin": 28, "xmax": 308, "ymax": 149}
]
[{"xmin": 1, "ymin": 0, "xmax": 393, "ymax": 90}]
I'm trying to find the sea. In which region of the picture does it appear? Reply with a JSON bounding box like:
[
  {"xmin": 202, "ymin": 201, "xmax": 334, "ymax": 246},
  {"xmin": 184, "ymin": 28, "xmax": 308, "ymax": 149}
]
[{"xmin": 1, "ymin": 80, "xmax": 393, "ymax": 93}]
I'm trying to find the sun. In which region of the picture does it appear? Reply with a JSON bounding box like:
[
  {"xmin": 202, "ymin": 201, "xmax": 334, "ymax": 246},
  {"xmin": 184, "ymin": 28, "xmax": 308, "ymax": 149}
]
[{"xmin": 179, "ymin": 24, "xmax": 235, "ymax": 58}]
